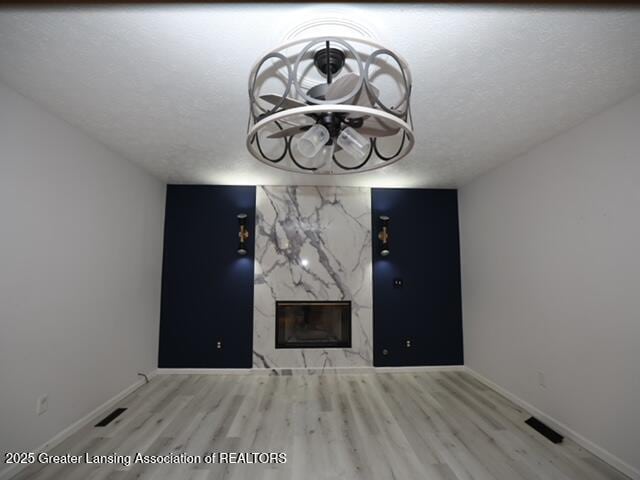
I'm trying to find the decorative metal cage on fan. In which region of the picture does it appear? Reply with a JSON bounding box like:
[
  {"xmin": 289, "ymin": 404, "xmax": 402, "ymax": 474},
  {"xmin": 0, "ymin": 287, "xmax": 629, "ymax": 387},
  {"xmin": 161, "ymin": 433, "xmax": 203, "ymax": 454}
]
[{"xmin": 247, "ymin": 36, "xmax": 414, "ymax": 174}]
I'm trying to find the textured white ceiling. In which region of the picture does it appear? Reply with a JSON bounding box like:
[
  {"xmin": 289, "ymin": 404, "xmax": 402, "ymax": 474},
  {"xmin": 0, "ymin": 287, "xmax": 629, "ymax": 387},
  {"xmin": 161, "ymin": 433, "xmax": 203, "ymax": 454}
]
[{"xmin": 1, "ymin": 5, "xmax": 639, "ymax": 188}]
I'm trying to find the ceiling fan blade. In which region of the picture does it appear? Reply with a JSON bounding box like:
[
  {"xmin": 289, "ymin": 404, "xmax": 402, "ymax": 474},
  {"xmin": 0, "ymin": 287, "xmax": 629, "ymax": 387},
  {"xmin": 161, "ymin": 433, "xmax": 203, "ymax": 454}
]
[
  {"xmin": 260, "ymin": 94, "xmax": 306, "ymax": 110},
  {"xmin": 360, "ymin": 116, "xmax": 399, "ymax": 131},
  {"xmin": 365, "ymin": 82, "xmax": 380, "ymax": 100},
  {"xmin": 355, "ymin": 82, "xmax": 379, "ymax": 107},
  {"xmin": 356, "ymin": 126, "xmax": 401, "ymax": 137},
  {"xmin": 267, "ymin": 125, "xmax": 309, "ymax": 139},
  {"xmin": 325, "ymin": 73, "xmax": 361, "ymax": 101},
  {"xmin": 345, "ymin": 82, "xmax": 379, "ymax": 119}
]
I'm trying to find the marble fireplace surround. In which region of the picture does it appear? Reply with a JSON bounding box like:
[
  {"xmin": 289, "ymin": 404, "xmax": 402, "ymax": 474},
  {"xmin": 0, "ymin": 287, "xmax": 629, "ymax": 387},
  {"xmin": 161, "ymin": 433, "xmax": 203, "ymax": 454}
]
[{"xmin": 253, "ymin": 186, "xmax": 373, "ymax": 371}]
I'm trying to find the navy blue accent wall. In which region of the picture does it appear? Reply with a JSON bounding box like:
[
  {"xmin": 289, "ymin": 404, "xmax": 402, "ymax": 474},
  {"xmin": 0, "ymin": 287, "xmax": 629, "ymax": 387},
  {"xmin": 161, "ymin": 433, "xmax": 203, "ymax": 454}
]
[
  {"xmin": 158, "ymin": 185, "xmax": 256, "ymax": 368},
  {"xmin": 371, "ymin": 188, "xmax": 463, "ymax": 366}
]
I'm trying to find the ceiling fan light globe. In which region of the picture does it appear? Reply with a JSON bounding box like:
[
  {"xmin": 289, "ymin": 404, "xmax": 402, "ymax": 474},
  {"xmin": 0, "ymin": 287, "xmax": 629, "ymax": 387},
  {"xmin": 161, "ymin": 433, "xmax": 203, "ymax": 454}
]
[
  {"xmin": 337, "ymin": 126, "xmax": 369, "ymax": 161},
  {"xmin": 314, "ymin": 143, "xmax": 335, "ymax": 170},
  {"xmin": 298, "ymin": 124, "xmax": 330, "ymax": 158}
]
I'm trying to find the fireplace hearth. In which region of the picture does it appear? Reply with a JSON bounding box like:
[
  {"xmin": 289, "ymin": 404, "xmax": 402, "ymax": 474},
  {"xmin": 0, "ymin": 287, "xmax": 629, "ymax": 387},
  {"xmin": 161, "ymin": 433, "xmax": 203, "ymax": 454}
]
[{"xmin": 275, "ymin": 301, "xmax": 351, "ymax": 349}]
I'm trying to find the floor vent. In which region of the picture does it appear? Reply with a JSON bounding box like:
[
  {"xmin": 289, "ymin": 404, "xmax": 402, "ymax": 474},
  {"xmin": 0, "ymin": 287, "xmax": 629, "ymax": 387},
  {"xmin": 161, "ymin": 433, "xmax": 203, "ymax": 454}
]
[
  {"xmin": 95, "ymin": 408, "xmax": 127, "ymax": 427},
  {"xmin": 525, "ymin": 417, "xmax": 563, "ymax": 444}
]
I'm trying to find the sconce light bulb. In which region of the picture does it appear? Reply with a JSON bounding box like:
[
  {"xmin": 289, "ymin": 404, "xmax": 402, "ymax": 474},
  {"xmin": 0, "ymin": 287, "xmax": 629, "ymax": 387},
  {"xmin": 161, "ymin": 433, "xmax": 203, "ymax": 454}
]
[
  {"xmin": 237, "ymin": 213, "xmax": 249, "ymax": 256},
  {"xmin": 378, "ymin": 215, "xmax": 390, "ymax": 257}
]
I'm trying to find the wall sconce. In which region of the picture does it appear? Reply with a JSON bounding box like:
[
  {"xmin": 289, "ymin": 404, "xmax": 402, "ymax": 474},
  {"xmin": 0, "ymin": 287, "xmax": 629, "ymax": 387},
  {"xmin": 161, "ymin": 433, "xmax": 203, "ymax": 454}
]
[
  {"xmin": 378, "ymin": 215, "xmax": 390, "ymax": 256},
  {"xmin": 237, "ymin": 213, "xmax": 249, "ymax": 255}
]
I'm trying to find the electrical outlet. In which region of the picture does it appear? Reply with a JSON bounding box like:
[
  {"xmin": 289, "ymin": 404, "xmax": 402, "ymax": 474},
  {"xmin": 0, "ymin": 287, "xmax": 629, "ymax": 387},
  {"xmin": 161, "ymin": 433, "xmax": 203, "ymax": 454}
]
[
  {"xmin": 36, "ymin": 395, "xmax": 48, "ymax": 415},
  {"xmin": 537, "ymin": 371, "xmax": 546, "ymax": 389}
]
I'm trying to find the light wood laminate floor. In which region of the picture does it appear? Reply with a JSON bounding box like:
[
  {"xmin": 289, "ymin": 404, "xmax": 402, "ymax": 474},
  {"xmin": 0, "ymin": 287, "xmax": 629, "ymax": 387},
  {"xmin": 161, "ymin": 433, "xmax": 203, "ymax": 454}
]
[{"xmin": 11, "ymin": 371, "xmax": 630, "ymax": 480}]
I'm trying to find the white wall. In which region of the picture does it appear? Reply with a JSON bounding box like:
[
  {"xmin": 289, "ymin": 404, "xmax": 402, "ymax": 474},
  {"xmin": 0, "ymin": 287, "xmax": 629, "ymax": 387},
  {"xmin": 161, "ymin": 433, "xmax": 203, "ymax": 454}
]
[
  {"xmin": 459, "ymin": 93, "xmax": 640, "ymax": 477},
  {"xmin": 0, "ymin": 83, "xmax": 165, "ymax": 469}
]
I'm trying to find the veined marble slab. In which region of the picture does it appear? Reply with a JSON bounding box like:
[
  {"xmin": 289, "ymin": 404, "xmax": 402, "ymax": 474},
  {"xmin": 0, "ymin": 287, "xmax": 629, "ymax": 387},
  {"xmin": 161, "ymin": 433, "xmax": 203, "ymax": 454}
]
[{"xmin": 253, "ymin": 186, "xmax": 373, "ymax": 370}]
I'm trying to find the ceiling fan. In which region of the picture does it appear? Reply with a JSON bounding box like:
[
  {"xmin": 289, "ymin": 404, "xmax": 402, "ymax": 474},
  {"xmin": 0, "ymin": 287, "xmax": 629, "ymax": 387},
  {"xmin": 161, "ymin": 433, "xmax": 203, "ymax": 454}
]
[{"xmin": 247, "ymin": 36, "xmax": 414, "ymax": 173}]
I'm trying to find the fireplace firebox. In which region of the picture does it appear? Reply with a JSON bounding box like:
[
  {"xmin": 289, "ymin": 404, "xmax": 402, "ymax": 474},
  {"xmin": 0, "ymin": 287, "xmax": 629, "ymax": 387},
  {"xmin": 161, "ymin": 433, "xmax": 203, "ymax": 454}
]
[{"xmin": 275, "ymin": 301, "xmax": 351, "ymax": 349}]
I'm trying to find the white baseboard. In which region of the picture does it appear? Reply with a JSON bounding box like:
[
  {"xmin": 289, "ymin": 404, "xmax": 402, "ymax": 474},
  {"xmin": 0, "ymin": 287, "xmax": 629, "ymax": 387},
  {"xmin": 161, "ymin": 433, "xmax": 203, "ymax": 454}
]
[
  {"xmin": 155, "ymin": 365, "xmax": 464, "ymax": 375},
  {"xmin": 0, "ymin": 371, "xmax": 156, "ymax": 480},
  {"xmin": 375, "ymin": 365, "xmax": 464, "ymax": 373},
  {"xmin": 154, "ymin": 368, "xmax": 253, "ymax": 375},
  {"xmin": 156, "ymin": 367, "xmax": 373, "ymax": 375},
  {"xmin": 464, "ymin": 367, "xmax": 639, "ymax": 480},
  {"xmin": 270, "ymin": 367, "xmax": 375, "ymax": 375}
]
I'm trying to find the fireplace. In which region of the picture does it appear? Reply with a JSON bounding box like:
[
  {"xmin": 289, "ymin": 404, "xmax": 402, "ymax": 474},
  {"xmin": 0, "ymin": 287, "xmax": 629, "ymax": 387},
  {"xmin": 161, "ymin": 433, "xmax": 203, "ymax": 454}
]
[{"xmin": 275, "ymin": 301, "xmax": 351, "ymax": 349}]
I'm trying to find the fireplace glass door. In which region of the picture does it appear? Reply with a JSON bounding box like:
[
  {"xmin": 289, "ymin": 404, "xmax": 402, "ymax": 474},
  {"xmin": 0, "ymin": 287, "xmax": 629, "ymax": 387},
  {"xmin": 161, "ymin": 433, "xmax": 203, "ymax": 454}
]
[{"xmin": 275, "ymin": 301, "xmax": 351, "ymax": 349}]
